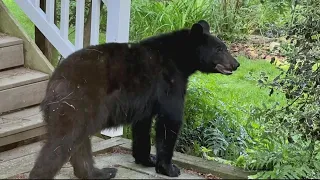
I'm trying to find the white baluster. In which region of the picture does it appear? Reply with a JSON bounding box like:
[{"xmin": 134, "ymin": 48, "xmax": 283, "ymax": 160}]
[
  {"xmin": 106, "ymin": 0, "xmax": 131, "ymax": 43},
  {"xmin": 90, "ymin": 0, "xmax": 101, "ymax": 45},
  {"xmin": 60, "ymin": 0, "xmax": 70, "ymax": 40},
  {"xmin": 101, "ymin": 0, "xmax": 131, "ymax": 138},
  {"xmin": 75, "ymin": 0, "xmax": 85, "ymax": 50},
  {"xmin": 45, "ymin": 0, "xmax": 55, "ymax": 23}
]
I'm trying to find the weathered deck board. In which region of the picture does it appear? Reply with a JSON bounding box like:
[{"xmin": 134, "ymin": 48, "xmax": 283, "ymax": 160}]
[
  {"xmin": 0, "ymin": 106, "xmax": 46, "ymax": 146},
  {"xmin": 92, "ymin": 136, "xmax": 128, "ymax": 154},
  {"xmin": 0, "ymin": 80, "xmax": 48, "ymax": 114},
  {"xmin": 120, "ymin": 161, "xmax": 203, "ymax": 179},
  {"xmin": 0, "ymin": 41, "xmax": 24, "ymax": 70},
  {"xmin": 0, "ymin": 136, "xmax": 122, "ymax": 179},
  {"xmin": 13, "ymin": 167, "xmax": 158, "ymax": 179},
  {"xmin": 0, "ymin": 136, "xmax": 104, "ymax": 163},
  {"xmin": 0, "ymin": 35, "xmax": 23, "ymax": 48},
  {"xmin": 0, "ymin": 107, "xmax": 44, "ymax": 138},
  {"xmin": 7, "ymin": 153, "xmax": 203, "ymax": 179},
  {"xmin": 95, "ymin": 154, "xmax": 203, "ymax": 179},
  {"xmin": 0, "ymin": 67, "xmax": 49, "ymax": 91},
  {"xmin": 119, "ymin": 139, "xmax": 253, "ymax": 179},
  {"xmin": 0, "ymin": 137, "xmax": 205, "ymax": 179},
  {"xmin": 0, "ymin": 106, "xmax": 40, "ymax": 119},
  {"xmin": 0, "ymin": 126, "xmax": 46, "ymax": 147}
]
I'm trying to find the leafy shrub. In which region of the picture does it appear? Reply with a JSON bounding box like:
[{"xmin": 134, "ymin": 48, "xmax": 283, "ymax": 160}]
[
  {"xmin": 175, "ymin": 57, "xmax": 285, "ymax": 162},
  {"xmin": 176, "ymin": 82, "xmax": 249, "ymax": 161},
  {"xmin": 242, "ymin": 0, "xmax": 320, "ymax": 178},
  {"xmin": 255, "ymin": 0, "xmax": 292, "ymax": 37}
]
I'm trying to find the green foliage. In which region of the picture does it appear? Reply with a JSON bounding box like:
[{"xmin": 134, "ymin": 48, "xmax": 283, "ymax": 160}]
[
  {"xmin": 2, "ymin": 0, "xmax": 35, "ymax": 39},
  {"xmin": 129, "ymin": 0, "xmax": 214, "ymax": 41},
  {"xmin": 175, "ymin": 57, "xmax": 286, "ymax": 162},
  {"xmin": 246, "ymin": 134, "xmax": 320, "ymax": 179},
  {"xmin": 129, "ymin": 0, "xmax": 260, "ymax": 41},
  {"xmin": 255, "ymin": 0, "xmax": 292, "ymax": 37},
  {"xmin": 242, "ymin": 0, "xmax": 320, "ymax": 178},
  {"xmin": 128, "ymin": 0, "xmax": 295, "ymax": 40}
]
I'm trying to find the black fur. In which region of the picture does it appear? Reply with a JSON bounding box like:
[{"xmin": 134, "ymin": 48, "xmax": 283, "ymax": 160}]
[{"xmin": 29, "ymin": 20, "xmax": 240, "ymax": 179}]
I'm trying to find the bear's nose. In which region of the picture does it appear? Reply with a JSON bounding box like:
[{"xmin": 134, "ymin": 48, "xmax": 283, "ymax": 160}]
[{"xmin": 232, "ymin": 61, "xmax": 240, "ymax": 70}]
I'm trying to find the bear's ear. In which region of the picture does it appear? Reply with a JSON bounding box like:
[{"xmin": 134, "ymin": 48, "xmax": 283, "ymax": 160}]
[
  {"xmin": 190, "ymin": 23, "xmax": 204, "ymax": 36},
  {"xmin": 197, "ymin": 20, "xmax": 210, "ymax": 33}
]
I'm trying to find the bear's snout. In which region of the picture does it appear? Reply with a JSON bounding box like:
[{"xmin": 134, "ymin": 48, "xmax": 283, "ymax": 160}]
[{"xmin": 232, "ymin": 60, "xmax": 240, "ymax": 70}]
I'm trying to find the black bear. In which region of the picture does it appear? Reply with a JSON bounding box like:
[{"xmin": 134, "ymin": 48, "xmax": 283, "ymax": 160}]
[{"xmin": 29, "ymin": 20, "xmax": 240, "ymax": 179}]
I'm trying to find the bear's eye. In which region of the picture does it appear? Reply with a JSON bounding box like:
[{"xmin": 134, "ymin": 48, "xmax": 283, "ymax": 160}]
[{"xmin": 217, "ymin": 47, "xmax": 223, "ymax": 52}]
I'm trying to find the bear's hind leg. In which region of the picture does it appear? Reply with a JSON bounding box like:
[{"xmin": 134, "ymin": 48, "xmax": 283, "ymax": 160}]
[
  {"xmin": 132, "ymin": 116, "xmax": 156, "ymax": 167},
  {"xmin": 29, "ymin": 133, "xmax": 82, "ymax": 179},
  {"xmin": 70, "ymin": 136, "xmax": 117, "ymax": 179}
]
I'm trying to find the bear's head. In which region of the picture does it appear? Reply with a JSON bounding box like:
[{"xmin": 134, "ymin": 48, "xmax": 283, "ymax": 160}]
[{"xmin": 190, "ymin": 20, "xmax": 240, "ymax": 75}]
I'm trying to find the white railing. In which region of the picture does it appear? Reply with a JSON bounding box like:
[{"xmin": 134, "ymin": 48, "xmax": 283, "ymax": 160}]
[
  {"xmin": 13, "ymin": 0, "xmax": 132, "ymax": 137},
  {"xmin": 14, "ymin": 0, "xmax": 131, "ymax": 57}
]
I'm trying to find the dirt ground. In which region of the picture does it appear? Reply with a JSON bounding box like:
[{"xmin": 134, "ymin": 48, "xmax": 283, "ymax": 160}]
[{"xmin": 228, "ymin": 35, "xmax": 287, "ymax": 63}]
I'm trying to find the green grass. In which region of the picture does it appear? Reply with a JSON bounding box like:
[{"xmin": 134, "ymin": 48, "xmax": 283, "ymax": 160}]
[
  {"xmin": 3, "ymin": 0, "xmax": 35, "ymax": 39},
  {"xmin": 186, "ymin": 56, "xmax": 286, "ymax": 122}
]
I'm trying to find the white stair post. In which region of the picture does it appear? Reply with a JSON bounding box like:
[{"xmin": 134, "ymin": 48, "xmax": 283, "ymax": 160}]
[{"xmin": 100, "ymin": 0, "xmax": 131, "ymax": 137}]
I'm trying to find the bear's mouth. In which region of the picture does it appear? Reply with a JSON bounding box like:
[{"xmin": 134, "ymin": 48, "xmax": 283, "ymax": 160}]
[{"xmin": 214, "ymin": 64, "xmax": 233, "ymax": 75}]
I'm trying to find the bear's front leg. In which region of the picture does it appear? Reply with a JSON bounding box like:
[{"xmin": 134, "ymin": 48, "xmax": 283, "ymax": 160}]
[
  {"xmin": 132, "ymin": 116, "xmax": 156, "ymax": 167},
  {"xmin": 154, "ymin": 96, "xmax": 184, "ymax": 177}
]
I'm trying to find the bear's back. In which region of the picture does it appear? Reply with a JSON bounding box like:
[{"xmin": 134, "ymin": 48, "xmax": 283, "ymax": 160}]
[{"xmin": 50, "ymin": 42, "xmax": 163, "ymax": 94}]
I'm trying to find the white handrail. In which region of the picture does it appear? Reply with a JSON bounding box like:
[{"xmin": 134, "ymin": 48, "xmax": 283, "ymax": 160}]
[{"xmin": 13, "ymin": 0, "xmax": 132, "ymax": 137}]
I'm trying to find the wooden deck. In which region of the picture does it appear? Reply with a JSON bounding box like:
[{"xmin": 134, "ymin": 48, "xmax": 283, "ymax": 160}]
[{"xmin": 0, "ymin": 137, "xmax": 207, "ymax": 179}]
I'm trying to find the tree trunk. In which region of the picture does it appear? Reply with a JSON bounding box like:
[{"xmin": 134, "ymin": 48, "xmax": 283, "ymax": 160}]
[
  {"xmin": 83, "ymin": 0, "xmax": 104, "ymax": 47},
  {"xmin": 222, "ymin": 0, "xmax": 228, "ymax": 30},
  {"xmin": 83, "ymin": 0, "xmax": 92, "ymax": 48}
]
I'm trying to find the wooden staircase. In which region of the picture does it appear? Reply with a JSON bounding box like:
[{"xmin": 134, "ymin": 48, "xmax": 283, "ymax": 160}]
[{"xmin": 0, "ymin": 33, "xmax": 48, "ymax": 147}]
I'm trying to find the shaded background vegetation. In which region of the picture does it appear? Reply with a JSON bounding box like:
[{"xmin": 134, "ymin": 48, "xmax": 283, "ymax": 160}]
[{"xmin": 3, "ymin": 0, "xmax": 320, "ymax": 178}]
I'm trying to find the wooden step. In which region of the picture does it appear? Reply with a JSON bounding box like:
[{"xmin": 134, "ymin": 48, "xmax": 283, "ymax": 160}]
[
  {"xmin": 0, "ymin": 67, "xmax": 49, "ymax": 91},
  {"xmin": 0, "ymin": 106, "xmax": 46, "ymax": 146},
  {"xmin": 0, "ymin": 67, "xmax": 49, "ymax": 114},
  {"xmin": 0, "ymin": 34, "xmax": 24, "ymax": 70}
]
